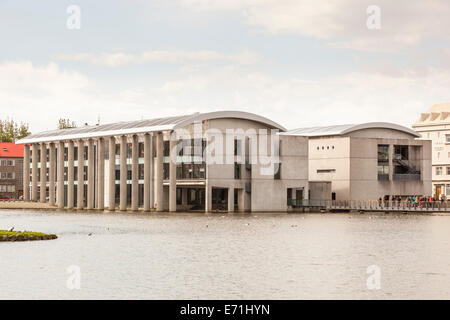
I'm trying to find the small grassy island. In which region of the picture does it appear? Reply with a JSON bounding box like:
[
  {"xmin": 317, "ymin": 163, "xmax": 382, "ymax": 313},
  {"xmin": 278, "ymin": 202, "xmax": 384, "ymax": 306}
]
[{"xmin": 0, "ymin": 230, "xmax": 57, "ymax": 242}]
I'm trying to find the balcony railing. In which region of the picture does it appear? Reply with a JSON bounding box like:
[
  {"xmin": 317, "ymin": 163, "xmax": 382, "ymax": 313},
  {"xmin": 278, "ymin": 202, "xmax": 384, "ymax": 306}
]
[
  {"xmin": 287, "ymin": 199, "xmax": 328, "ymax": 208},
  {"xmin": 378, "ymin": 174, "xmax": 389, "ymax": 181},
  {"xmin": 392, "ymin": 173, "xmax": 420, "ymax": 181}
]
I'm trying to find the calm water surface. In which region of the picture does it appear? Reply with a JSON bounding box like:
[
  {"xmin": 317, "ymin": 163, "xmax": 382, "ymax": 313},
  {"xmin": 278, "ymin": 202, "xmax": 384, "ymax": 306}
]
[{"xmin": 0, "ymin": 209, "xmax": 449, "ymax": 299}]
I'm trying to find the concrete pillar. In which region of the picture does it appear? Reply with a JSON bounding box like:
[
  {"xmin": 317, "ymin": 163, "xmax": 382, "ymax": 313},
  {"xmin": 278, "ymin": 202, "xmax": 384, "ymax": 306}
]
[
  {"xmin": 131, "ymin": 135, "xmax": 139, "ymax": 211},
  {"xmin": 87, "ymin": 139, "xmax": 94, "ymax": 209},
  {"xmin": 23, "ymin": 144, "xmax": 30, "ymax": 201},
  {"xmin": 155, "ymin": 132, "xmax": 164, "ymax": 212},
  {"xmin": 57, "ymin": 141, "xmax": 64, "ymax": 208},
  {"xmin": 169, "ymin": 136, "xmax": 177, "ymax": 212},
  {"xmin": 77, "ymin": 139, "xmax": 84, "ymax": 209},
  {"xmin": 205, "ymin": 183, "xmax": 211, "ymax": 212},
  {"xmin": 228, "ymin": 187, "xmax": 234, "ymax": 212},
  {"xmin": 120, "ymin": 135, "xmax": 127, "ymax": 211},
  {"xmin": 388, "ymin": 144, "xmax": 393, "ymax": 182},
  {"xmin": 108, "ymin": 136, "xmax": 116, "ymax": 211},
  {"xmin": 48, "ymin": 143, "xmax": 56, "ymax": 206},
  {"xmin": 143, "ymin": 133, "xmax": 152, "ymax": 211},
  {"xmin": 67, "ymin": 140, "xmax": 74, "ymax": 209},
  {"xmin": 97, "ymin": 138, "xmax": 105, "ymax": 210},
  {"xmin": 238, "ymin": 189, "xmax": 245, "ymax": 212},
  {"xmin": 149, "ymin": 134, "xmax": 154, "ymax": 209},
  {"xmin": 40, "ymin": 143, "xmax": 47, "ymax": 203},
  {"xmin": 31, "ymin": 144, "xmax": 38, "ymax": 201}
]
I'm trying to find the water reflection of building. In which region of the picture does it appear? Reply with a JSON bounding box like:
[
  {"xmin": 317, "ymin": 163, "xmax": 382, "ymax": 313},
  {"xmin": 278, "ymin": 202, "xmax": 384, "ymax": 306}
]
[
  {"xmin": 413, "ymin": 103, "xmax": 450, "ymax": 199},
  {"xmin": 282, "ymin": 123, "xmax": 432, "ymax": 201}
]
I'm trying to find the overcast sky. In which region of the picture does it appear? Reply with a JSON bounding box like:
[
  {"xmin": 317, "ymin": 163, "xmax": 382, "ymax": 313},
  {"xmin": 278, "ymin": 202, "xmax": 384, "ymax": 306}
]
[{"xmin": 1, "ymin": 0, "xmax": 450, "ymax": 133}]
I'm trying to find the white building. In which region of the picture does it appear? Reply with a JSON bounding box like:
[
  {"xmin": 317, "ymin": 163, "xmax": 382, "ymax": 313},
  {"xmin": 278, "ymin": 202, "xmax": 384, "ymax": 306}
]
[
  {"xmin": 413, "ymin": 103, "xmax": 450, "ymax": 199},
  {"xmin": 282, "ymin": 123, "xmax": 432, "ymax": 201},
  {"xmin": 17, "ymin": 111, "xmax": 311, "ymax": 212}
]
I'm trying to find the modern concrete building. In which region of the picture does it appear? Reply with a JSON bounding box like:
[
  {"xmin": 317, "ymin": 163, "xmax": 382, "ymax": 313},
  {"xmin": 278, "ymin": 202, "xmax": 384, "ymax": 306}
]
[
  {"xmin": 282, "ymin": 122, "xmax": 432, "ymax": 201},
  {"xmin": 413, "ymin": 103, "xmax": 450, "ymax": 199},
  {"xmin": 17, "ymin": 111, "xmax": 310, "ymax": 212},
  {"xmin": 0, "ymin": 142, "xmax": 24, "ymax": 199}
]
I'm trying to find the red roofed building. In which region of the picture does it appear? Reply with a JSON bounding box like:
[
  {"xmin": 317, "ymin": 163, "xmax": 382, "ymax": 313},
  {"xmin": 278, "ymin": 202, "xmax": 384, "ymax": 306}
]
[{"xmin": 0, "ymin": 142, "xmax": 24, "ymax": 199}]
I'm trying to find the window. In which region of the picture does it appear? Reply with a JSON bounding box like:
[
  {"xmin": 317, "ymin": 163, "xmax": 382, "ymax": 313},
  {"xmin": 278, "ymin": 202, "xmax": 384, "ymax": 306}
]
[
  {"xmin": 317, "ymin": 169, "xmax": 336, "ymax": 173},
  {"xmin": 163, "ymin": 141, "xmax": 170, "ymax": 157},
  {"xmin": 163, "ymin": 163, "xmax": 169, "ymax": 179},
  {"xmin": 0, "ymin": 172, "xmax": 14, "ymax": 179},
  {"xmin": 377, "ymin": 144, "xmax": 389, "ymax": 179},
  {"xmin": 446, "ymin": 134, "xmax": 450, "ymax": 143},
  {"xmin": 447, "ymin": 167, "xmax": 450, "ymax": 175},
  {"xmin": 436, "ymin": 167, "xmax": 443, "ymax": 175},
  {"xmin": 274, "ymin": 163, "xmax": 281, "ymax": 180},
  {"xmin": 138, "ymin": 164, "xmax": 144, "ymax": 180},
  {"xmin": 138, "ymin": 143, "xmax": 144, "ymax": 158},
  {"xmin": 394, "ymin": 145, "xmax": 408, "ymax": 160},
  {"xmin": 1, "ymin": 160, "xmax": 15, "ymax": 166},
  {"xmin": 176, "ymin": 188, "xmax": 182, "ymax": 205},
  {"xmin": 234, "ymin": 163, "xmax": 241, "ymax": 179},
  {"xmin": 0, "ymin": 185, "xmax": 14, "ymax": 192},
  {"xmin": 234, "ymin": 139, "xmax": 241, "ymax": 156},
  {"xmin": 127, "ymin": 166, "xmax": 132, "ymax": 180}
]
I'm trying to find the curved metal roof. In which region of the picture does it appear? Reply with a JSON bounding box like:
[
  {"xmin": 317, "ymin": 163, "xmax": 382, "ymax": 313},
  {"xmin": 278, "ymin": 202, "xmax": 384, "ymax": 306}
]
[
  {"xmin": 17, "ymin": 111, "xmax": 286, "ymax": 144},
  {"xmin": 282, "ymin": 122, "xmax": 420, "ymax": 138}
]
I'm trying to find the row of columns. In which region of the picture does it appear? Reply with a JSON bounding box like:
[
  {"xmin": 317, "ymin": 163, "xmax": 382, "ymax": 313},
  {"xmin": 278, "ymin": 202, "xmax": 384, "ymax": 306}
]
[{"xmin": 22, "ymin": 132, "xmax": 174, "ymax": 212}]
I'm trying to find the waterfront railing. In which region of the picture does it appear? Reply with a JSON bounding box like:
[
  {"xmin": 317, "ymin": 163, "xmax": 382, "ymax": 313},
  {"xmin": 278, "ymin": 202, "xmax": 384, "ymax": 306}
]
[{"xmin": 289, "ymin": 199, "xmax": 450, "ymax": 211}]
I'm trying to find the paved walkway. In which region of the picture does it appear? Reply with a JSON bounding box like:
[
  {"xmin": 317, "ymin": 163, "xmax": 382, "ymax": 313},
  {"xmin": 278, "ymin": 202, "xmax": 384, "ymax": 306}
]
[{"xmin": 0, "ymin": 201, "xmax": 57, "ymax": 210}]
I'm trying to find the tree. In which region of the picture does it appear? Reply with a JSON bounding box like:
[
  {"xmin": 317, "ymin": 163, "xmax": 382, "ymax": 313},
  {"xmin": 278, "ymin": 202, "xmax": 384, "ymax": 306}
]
[
  {"xmin": 0, "ymin": 119, "xmax": 31, "ymax": 142},
  {"xmin": 58, "ymin": 118, "xmax": 77, "ymax": 130}
]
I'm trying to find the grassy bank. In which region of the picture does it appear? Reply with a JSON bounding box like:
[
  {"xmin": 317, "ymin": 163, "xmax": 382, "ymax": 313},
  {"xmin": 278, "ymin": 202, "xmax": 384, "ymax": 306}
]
[{"xmin": 0, "ymin": 230, "xmax": 57, "ymax": 241}]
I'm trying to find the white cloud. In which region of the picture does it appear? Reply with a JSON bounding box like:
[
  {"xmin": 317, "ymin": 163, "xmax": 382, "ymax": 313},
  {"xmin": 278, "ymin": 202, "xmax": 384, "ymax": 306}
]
[
  {"xmin": 178, "ymin": 0, "xmax": 450, "ymax": 51},
  {"xmin": 2, "ymin": 60, "xmax": 449, "ymax": 135},
  {"xmin": 54, "ymin": 49, "xmax": 261, "ymax": 67},
  {"xmin": 0, "ymin": 61, "xmax": 156, "ymax": 132},
  {"xmin": 139, "ymin": 63, "xmax": 450, "ymax": 129}
]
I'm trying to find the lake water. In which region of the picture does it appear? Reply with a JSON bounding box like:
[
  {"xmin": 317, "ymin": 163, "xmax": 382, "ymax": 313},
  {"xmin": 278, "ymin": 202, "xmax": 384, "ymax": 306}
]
[{"xmin": 0, "ymin": 209, "xmax": 449, "ymax": 299}]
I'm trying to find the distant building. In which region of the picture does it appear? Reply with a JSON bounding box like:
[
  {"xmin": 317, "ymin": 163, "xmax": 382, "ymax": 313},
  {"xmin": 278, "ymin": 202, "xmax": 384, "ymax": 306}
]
[
  {"xmin": 0, "ymin": 142, "xmax": 24, "ymax": 199},
  {"xmin": 282, "ymin": 123, "xmax": 432, "ymax": 201},
  {"xmin": 413, "ymin": 103, "xmax": 450, "ymax": 199}
]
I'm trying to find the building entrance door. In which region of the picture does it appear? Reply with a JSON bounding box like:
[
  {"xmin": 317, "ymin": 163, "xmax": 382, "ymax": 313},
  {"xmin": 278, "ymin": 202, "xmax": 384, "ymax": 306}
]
[
  {"xmin": 212, "ymin": 188, "xmax": 228, "ymax": 211},
  {"xmin": 436, "ymin": 185, "xmax": 443, "ymax": 199}
]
